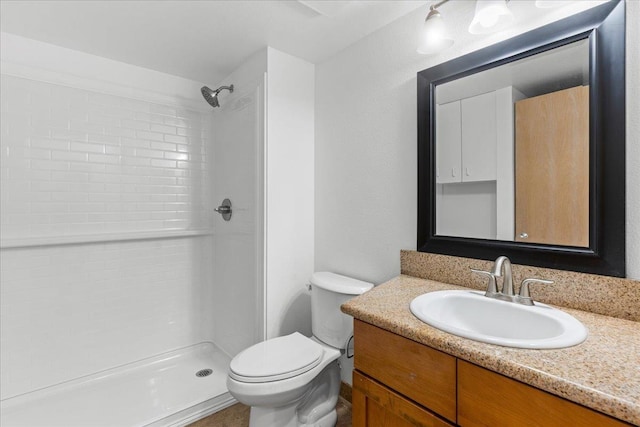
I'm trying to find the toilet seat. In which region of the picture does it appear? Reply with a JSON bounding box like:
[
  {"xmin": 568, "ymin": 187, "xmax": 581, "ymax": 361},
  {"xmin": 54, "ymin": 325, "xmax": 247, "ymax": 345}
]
[{"xmin": 229, "ymin": 332, "xmax": 324, "ymax": 383}]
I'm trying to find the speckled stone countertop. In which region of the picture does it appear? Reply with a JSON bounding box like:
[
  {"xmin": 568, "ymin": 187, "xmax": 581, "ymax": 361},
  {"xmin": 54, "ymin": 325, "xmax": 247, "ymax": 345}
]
[{"xmin": 341, "ymin": 275, "xmax": 640, "ymax": 425}]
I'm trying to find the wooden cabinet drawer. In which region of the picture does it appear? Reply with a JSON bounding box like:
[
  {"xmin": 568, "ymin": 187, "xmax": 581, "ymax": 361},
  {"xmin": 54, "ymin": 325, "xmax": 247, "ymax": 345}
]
[
  {"xmin": 458, "ymin": 360, "xmax": 632, "ymax": 427},
  {"xmin": 354, "ymin": 320, "xmax": 457, "ymax": 423},
  {"xmin": 353, "ymin": 371, "xmax": 454, "ymax": 427}
]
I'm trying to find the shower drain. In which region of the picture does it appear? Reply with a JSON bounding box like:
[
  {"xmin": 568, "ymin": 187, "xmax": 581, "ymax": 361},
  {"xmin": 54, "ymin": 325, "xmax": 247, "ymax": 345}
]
[{"xmin": 195, "ymin": 369, "xmax": 213, "ymax": 378}]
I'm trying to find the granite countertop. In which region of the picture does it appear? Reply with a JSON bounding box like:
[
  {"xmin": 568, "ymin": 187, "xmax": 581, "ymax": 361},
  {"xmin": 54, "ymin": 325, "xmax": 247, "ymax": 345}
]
[{"xmin": 341, "ymin": 275, "xmax": 640, "ymax": 425}]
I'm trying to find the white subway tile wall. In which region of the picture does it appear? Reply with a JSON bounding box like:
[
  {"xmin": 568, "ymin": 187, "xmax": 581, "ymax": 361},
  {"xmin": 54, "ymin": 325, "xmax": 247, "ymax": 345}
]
[
  {"xmin": 0, "ymin": 75, "xmax": 212, "ymax": 239},
  {"xmin": 0, "ymin": 75, "xmax": 216, "ymax": 399}
]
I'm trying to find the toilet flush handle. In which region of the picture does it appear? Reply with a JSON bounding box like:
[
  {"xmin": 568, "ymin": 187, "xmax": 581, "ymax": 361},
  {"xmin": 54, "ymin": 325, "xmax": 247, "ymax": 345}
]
[{"xmin": 345, "ymin": 336, "xmax": 354, "ymax": 358}]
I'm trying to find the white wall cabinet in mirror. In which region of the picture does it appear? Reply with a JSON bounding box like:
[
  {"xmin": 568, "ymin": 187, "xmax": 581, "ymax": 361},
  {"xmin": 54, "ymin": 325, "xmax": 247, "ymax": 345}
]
[
  {"xmin": 461, "ymin": 91, "xmax": 496, "ymax": 182},
  {"xmin": 435, "ymin": 101, "xmax": 461, "ymax": 184},
  {"xmin": 435, "ymin": 87, "xmax": 522, "ymax": 241},
  {"xmin": 435, "ymin": 92, "xmax": 498, "ymax": 185}
]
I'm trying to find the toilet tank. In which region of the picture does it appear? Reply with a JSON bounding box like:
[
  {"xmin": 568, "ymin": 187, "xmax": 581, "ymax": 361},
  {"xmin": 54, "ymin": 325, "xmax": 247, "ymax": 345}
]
[{"xmin": 310, "ymin": 272, "xmax": 373, "ymax": 349}]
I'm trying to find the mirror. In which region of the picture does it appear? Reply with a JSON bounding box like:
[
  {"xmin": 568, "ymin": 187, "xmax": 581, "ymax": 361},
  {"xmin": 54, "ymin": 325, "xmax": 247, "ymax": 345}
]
[
  {"xmin": 434, "ymin": 39, "xmax": 589, "ymax": 246},
  {"xmin": 417, "ymin": 0, "xmax": 625, "ymax": 277}
]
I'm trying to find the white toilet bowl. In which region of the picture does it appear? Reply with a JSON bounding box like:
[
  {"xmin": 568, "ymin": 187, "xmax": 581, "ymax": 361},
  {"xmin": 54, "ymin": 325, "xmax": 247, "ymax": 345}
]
[
  {"xmin": 226, "ymin": 272, "xmax": 373, "ymax": 427},
  {"xmin": 226, "ymin": 334, "xmax": 341, "ymax": 427}
]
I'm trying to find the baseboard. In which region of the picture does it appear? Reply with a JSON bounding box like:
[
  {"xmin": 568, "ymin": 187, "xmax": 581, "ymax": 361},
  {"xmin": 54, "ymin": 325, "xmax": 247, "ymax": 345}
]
[{"xmin": 340, "ymin": 381, "xmax": 352, "ymax": 403}]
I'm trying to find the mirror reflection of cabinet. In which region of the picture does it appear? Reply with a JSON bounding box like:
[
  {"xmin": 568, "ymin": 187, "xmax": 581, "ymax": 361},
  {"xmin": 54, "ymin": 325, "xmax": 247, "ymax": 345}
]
[
  {"xmin": 435, "ymin": 92, "xmax": 496, "ymax": 184},
  {"xmin": 515, "ymin": 85, "xmax": 589, "ymax": 247},
  {"xmin": 436, "ymin": 101, "xmax": 462, "ymax": 184},
  {"xmin": 436, "ymin": 88, "xmax": 523, "ymax": 241},
  {"xmin": 462, "ymin": 92, "xmax": 497, "ymax": 182}
]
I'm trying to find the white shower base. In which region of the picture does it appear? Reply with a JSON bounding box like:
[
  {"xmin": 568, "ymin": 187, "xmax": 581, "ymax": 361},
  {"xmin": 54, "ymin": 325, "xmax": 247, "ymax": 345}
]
[{"xmin": 1, "ymin": 342, "xmax": 234, "ymax": 427}]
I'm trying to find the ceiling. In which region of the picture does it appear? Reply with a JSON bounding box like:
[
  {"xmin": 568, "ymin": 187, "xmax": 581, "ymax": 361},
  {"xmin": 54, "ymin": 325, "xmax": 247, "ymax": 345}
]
[
  {"xmin": 0, "ymin": 0, "xmax": 427, "ymax": 84},
  {"xmin": 437, "ymin": 39, "xmax": 590, "ymax": 104}
]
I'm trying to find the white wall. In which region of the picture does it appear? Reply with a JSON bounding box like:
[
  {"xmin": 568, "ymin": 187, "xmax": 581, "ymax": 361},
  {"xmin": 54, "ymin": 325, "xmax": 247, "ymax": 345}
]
[
  {"xmin": 265, "ymin": 48, "xmax": 315, "ymax": 339},
  {"xmin": 315, "ymin": 1, "xmax": 640, "ymax": 283},
  {"xmin": 210, "ymin": 49, "xmax": 267, "ymax": 357},
  {"xmin": 496, "ymin": 86, "xmax": 525, "ymax": 241},
  {"xmin": 437, "ymin": 182, "xmax": 497, "ymax": 239},
  {"xmin": 0, "ymin": 35, "xmax": 216, "ymax": 399},
  {"xmin": 200, "ymin": 46, "xmax": 317, "ymax": 348}
]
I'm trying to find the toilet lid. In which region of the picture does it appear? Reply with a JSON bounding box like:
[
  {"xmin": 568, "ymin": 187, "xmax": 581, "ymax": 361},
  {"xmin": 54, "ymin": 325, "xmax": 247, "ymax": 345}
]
[{"xmin": 229, "ymin": 333, "xmax": 324, "ymax": 383}]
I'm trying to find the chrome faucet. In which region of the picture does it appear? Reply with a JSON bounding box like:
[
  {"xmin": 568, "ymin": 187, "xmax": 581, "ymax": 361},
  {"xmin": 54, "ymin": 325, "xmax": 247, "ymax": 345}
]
[
  {"xmin": 471, "ymin": 256, "xmax": 553, "ymax": 306},
  {"xmin": 491, "ymin": 256, "xmax": 514, "ymax": 298},
  {"xmin": 517, "ymin": 278, "xmax": 554, "ymax": 306}
]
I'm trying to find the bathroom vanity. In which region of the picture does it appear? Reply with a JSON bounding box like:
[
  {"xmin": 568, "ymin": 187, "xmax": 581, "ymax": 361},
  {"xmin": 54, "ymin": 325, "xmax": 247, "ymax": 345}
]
[{"xmin": 342, "ymin": 275, "xmax": 640, "ymax": 427}]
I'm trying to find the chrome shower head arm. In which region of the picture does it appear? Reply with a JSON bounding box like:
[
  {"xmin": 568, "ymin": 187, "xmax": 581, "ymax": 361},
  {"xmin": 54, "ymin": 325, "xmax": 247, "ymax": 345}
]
[{"xmin": 215, "ymin": 85, "xmax": 234, "ymax": 94}]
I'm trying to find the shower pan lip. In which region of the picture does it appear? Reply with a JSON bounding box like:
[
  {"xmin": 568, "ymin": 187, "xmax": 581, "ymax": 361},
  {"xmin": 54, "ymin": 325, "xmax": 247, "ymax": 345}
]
[{"xmin": 1, "ymin": 342, "xmax": 233, "ymax": 427}]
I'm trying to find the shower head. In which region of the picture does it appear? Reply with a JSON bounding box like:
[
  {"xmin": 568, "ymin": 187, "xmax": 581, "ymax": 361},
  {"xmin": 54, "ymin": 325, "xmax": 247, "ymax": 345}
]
[
  {"xmin": 201, "ymin": 84, "xmax": 234, "ymax": 108},
  {"xmin": 201, "ymin": 86, "xmax": 219, "ymax": 107}
]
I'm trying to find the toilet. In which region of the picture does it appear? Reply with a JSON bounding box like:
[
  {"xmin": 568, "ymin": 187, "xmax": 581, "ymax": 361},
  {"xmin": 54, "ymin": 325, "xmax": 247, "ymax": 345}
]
[{"xmin": 226, "ymin": 272, "xmax": 373, "ymax": 427}]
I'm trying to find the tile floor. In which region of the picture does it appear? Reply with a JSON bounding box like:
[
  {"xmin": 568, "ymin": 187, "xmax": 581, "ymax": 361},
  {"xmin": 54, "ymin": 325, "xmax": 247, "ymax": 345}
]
[{"xmin": 189, "ymin": 397, "xmax": 352, "ymax": 427}]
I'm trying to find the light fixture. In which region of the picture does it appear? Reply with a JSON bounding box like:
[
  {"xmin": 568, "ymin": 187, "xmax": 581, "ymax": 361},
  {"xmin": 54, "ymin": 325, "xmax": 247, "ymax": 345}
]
[
  {"xmin": 468, "ymin": 0, "xmax": 514, "ymax": 34},
  {"xmin": 417, "ymin": 0, "xmax": 454, "ymax": 55}
]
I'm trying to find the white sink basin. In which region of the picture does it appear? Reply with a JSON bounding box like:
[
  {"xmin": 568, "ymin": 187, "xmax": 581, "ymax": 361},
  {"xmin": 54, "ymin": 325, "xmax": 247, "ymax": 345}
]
[{"xmin": 410, "ymin": 290, "xmax": 587, "ymax": 349}]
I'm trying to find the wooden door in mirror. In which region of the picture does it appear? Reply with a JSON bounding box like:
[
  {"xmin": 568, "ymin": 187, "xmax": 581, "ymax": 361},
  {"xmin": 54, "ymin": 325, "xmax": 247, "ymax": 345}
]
[{"xmin": 515, "ymin": 85, "xmax": 589, "ymax": 247}]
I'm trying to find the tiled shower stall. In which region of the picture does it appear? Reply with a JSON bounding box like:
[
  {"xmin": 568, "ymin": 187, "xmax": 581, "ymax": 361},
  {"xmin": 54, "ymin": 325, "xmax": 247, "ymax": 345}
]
[{"xmin": 0, "ymin": 34, "xmax": 269, "ymax": 426}]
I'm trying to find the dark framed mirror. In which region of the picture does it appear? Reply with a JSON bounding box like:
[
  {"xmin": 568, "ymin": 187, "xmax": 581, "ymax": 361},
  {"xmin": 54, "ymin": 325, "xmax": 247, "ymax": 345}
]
[{"xmin": 417, "ymin": 0, "xmax": 625, "ymax": 277}]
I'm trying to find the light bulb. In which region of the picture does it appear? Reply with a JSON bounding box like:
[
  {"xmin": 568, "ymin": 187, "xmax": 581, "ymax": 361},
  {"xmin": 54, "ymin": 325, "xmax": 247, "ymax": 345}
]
[
  {"xmin": 418, "ymin": 9, "xmax": 454, "ymax": 55},
  {"xmin": 468, "ymin": 0, "xmax": 514, "ymax": 34}
]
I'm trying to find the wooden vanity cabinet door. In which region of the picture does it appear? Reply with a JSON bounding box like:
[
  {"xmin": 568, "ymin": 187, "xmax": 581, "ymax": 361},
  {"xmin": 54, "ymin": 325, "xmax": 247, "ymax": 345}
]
[
  {"xmin": 354, "ymin": 320, "xmax": 457, "ymax": 423},
  {"xmin": 457, "ymin": 360, "xmax": 632, "ymax": 427},
  {"xmin": 353, "ymin": 371, "xmax": 454, "ymax": 427}
]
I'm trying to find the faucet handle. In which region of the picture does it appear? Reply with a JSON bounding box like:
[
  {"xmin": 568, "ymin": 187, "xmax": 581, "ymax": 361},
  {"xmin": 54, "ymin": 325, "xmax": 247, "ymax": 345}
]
[
  {"xmin": 518, "ymin": 278, "xmax": 554, "ymax": 305},
  {"xmin": 471, "ymin": 269, "xmax": 498, "ymax": 296}
]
